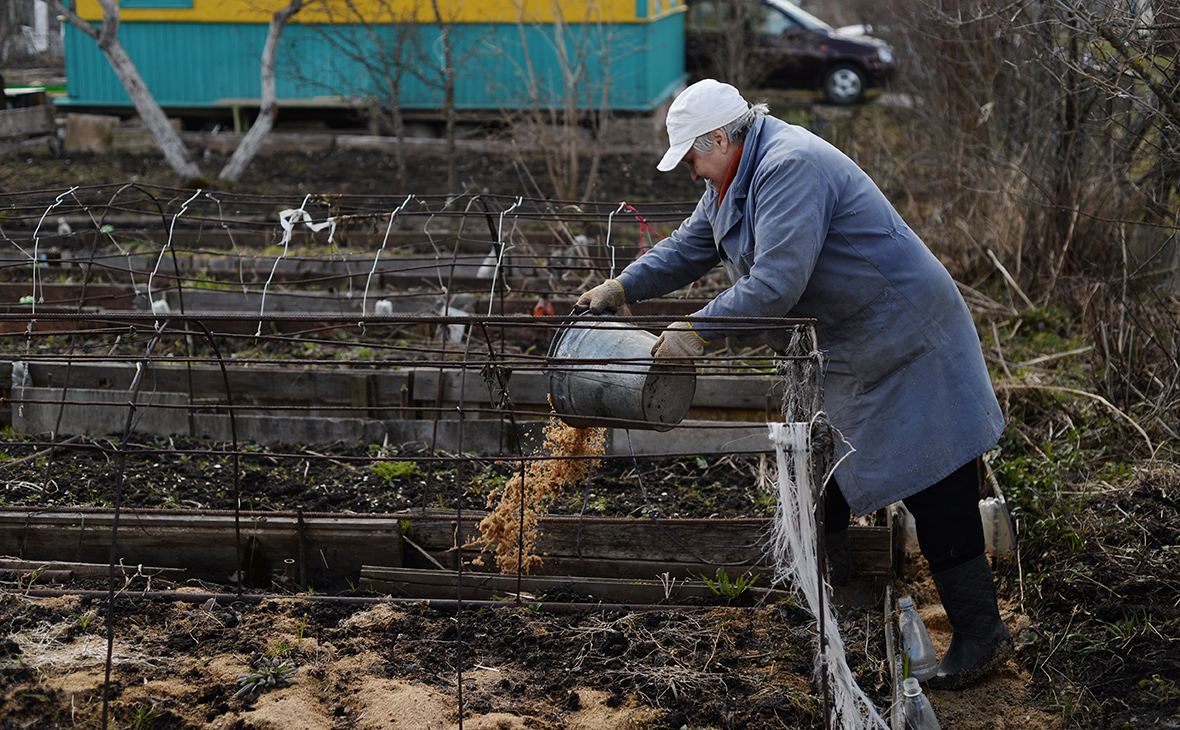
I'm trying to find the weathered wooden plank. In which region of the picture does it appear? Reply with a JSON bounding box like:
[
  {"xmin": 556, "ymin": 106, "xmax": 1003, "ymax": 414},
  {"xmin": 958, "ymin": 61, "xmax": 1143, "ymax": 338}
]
[
  {"xmin": 0, "ymin": 283, "xmax": 139, "ymax": 309},
  {"xmin": 615, "ymin": 421, "xmax": 771, "ymax": 454},
  {"xmin": 9, "ymin": 381, "xmax": 768, "ymax": 452},
  {"xmin": 11, "ymin": 387, "xmax": 192, "ymax": 436},
  {"xmin": 400, "ymin": 513, "xmax": 890, "ymax": 577},
  {"xmin": 156, "ymin": 289, "xmax": 476, "ymax": 316},
  {"xmin": 0, "ymin": 509, "xmax": 891, "ymax": 595},
  {"xmin": 476, "ymin": 555, "xmax": 770, "ymax": 583},
  {"xmin": 0, "ymin": 510, "xmax": 403, "ymax": 585},
  {"xmin": 0, "ymin": 105, "xmax": 55, "ymax": 139},
  {"xmin": 851, "ymin": 526, "xmax": 893, "ymax": 575},
  {"xmin": 411, "ymin": 368, "xmax": 548, "ymax": 404},
  {"xmin": 0, "ymin": 307, "xmax": 99, "ymax": 334},
  {"xmin": 190, "ymin": 415, "xmax": 545, "ymax": 452},
  {"xmin": 0, "ymin": 558, "xmax": 186, "ymax": 580},
  {"xmin": 359, "ymin": 566, "xmax": 788, "ymax": 604},
  {"xmin": 23, "ymin": 362, "xmax": 412, "ymax": 411},
  {"xmin": 413, "ymin": 368, "xmax": 779, "ymax": 411}
]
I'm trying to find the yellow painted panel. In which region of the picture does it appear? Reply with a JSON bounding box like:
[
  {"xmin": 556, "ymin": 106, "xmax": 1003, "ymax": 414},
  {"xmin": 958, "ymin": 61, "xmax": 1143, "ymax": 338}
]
[{"xmin": 73, "ymin": 0, "xmax": 677, "ymax": 24}]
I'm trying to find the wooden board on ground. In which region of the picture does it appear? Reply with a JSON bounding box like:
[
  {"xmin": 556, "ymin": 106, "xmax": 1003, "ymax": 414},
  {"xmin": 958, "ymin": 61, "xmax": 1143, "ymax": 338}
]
[
  {"xmin": 0, "ymin": 508, "xmax": 892, "ymax": 592},
  {"xmin": 359, "ymin": 565, "xmax": 791, "ymax": 604}
]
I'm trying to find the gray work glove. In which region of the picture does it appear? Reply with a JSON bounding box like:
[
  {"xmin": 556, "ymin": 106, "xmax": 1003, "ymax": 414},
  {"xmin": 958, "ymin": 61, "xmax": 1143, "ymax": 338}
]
[
  {"xmin": 651, "ymin": 321, "xmax": 707, "ymax": 360},
  {"xmin": 574, "ymin": 279, "xmax": 626, "ymax": 314}
]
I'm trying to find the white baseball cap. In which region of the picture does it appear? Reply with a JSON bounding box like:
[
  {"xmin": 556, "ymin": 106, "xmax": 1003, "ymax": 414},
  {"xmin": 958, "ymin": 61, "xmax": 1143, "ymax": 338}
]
[{"xmin": 657, "ymin": 79, "xmax": 750, "ymax": 172}]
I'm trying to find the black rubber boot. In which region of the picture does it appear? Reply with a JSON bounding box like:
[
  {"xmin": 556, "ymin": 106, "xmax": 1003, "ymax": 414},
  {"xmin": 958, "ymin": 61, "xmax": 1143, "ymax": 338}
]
[
  {"xmin": 928, "ymin": 554, "xmax": 1013, "ymax": 690},
  {"xmin": 825, "ymin": 529, "xmax": 851, "ymax": 587}
]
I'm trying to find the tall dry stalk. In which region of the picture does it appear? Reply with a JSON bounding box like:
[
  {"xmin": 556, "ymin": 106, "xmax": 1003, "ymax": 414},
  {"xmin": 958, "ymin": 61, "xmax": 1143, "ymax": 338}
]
[
  {"xmin": 864, "ymin": 0, "xmax": 1180, "ymax": 450},
  {"xmin": 505, "ymin": 0, "xmax": 619, "ymax": 201}
]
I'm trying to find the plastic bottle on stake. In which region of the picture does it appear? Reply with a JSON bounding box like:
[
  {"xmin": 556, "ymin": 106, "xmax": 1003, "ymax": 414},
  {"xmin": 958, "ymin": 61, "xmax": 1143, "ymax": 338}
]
[
  {"xmin": 897, "ymin": 596, "xmax": 937, "ymax": 681},
  {"xmin": 902, "ymin": 677, "xmax": 942, "ymax": 729}
]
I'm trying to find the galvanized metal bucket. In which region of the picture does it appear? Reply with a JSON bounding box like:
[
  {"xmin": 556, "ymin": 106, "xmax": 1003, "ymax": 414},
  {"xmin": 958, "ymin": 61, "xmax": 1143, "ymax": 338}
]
[{"xmin": 547, "ymin": 318, "xmax": 696, "ymax": 431}]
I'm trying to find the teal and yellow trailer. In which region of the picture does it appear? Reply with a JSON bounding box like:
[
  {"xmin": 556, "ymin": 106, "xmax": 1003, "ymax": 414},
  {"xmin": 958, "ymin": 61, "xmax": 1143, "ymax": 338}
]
[{"xmin": 61, "ymin": 0, "xmax": 687, "ymax": 122}]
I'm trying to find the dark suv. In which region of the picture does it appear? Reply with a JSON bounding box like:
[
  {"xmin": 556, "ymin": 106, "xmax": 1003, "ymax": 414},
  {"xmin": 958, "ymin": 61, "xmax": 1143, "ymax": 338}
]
[{"xmin": 685, "ymin": 0, "xmax": 896, "ymax": 105}]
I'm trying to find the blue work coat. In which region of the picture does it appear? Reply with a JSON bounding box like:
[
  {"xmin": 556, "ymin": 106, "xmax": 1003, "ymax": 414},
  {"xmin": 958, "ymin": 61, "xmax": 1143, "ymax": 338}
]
[{"xmin": 615, "ymin": 115, "xmax": 1003, "ymax": 515}]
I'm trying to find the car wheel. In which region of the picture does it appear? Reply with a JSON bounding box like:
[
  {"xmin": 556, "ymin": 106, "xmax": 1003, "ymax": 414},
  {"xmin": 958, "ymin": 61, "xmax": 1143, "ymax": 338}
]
[{"xmin": 822, "ymin": 65, "xmax": 866, "ymax": 105}]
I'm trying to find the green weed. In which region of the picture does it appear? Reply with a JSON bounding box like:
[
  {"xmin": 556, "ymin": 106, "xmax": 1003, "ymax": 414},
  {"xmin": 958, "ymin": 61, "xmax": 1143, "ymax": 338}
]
[
  {"xmin": 74, "ymin": 611, "xmax": 97, "ymax": 630},
  {"xmin": 371, "ymin": 460, "xmax": 419, "ymax": 481},
  {"xmin": 1138, "ymin": 674, "xmax": 1180, "ymax": 706},
  {"xmin": 128, "ymin": 703, "xmax": 163, "ymax": 730},
  {"xmin": 700, "ymin": 568, "xmax": 758, "ymax": 601},
  {"xmin": 235, "ymin": 644, "xmax": 299, "ymax": 698}
]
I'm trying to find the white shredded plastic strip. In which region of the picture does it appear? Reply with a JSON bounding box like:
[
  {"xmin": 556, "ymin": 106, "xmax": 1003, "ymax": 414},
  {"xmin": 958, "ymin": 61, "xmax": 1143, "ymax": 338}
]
[{"xmin": 767, "ymin": 421, "xmax": 889, "ymax": 730}]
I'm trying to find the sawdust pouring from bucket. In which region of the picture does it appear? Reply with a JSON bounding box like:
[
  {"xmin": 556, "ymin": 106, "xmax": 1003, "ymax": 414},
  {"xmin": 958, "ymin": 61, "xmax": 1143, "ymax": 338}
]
[{"xmin": 547, "ymin": 318, "xmax": 697, "ymax": 431}]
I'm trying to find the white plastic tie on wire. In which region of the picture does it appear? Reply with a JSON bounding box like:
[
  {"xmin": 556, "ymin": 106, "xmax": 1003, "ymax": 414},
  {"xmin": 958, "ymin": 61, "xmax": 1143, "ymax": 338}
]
[
  {"xmin": 258, "ymin": 195, "xmax": 338, "ymax": 336},
  {"xmin": 279, "ymin": 205, "xmax": 337, "ymax": 238},
  {"xmin": 148, "ymin": 188, "xmax": 202, "ymax": 330},
  {"xmin": 360, "ymin": 195, "xmax": 413, "ymax": 322},
  {"xmin": 606, "ymin": 202, "xmax": 628, "ymax": 279},
  {"xmin": 29, "ymin": 186, "xmax": 79, "ymax": 315},
  {"xmin": 485, "ymin": 197, "xmax": 522, "ymax": 315},
  {"xmin": 11, "ymin": 361, "xmax": 27, "ymax": 419},
  {"xmin": 766, "ymin": 421, "xmax": 889, "ymax": 730}
]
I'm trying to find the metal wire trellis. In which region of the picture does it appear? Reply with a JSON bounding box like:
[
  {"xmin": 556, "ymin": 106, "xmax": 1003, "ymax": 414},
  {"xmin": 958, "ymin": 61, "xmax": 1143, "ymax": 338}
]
[{"xmin": 1, "ymin": 185, "xmax": 833, "ymax": 727}]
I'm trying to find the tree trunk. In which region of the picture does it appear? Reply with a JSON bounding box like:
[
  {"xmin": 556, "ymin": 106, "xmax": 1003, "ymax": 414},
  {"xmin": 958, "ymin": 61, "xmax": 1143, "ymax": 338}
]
[
  {"xmin": 49, "ymin": 0, "xmax": 203, "ymax": 182},
  {"xmin": 219, "ymin": 0, "xmax": 305, "ymax": 182},
  {"xmin": 430, "ymin": 0, "xmax": 457, "ymax": 193}
]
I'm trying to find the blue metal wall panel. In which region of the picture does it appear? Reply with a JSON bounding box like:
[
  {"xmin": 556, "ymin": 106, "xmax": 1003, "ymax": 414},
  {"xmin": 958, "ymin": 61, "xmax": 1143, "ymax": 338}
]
[
  {"xmin": 62, "ymin": 17, "xmax": 684, "ymax": 112},
  {"xmin": 645, "ymin": 9, "xmax": 687, "ymax": 105}
]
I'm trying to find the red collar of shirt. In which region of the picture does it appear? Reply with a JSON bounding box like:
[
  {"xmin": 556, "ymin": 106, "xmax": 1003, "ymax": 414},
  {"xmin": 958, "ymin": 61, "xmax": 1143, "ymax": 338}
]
[{"xmin": 717, "ymin": 143, "xmax": 745, "ymax": 206}]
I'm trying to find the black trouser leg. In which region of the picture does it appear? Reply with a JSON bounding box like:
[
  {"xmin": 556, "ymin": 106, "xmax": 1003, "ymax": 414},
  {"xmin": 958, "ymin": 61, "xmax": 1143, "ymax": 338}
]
[
  {"xmin": 823, "ymin": 481, "xmax": 852, "ymax": 533},
  {"xmin": 902, "ymin": 459, "xmax": 986, "ymax": 574},
  {"xmin": 822, "ymin": 482, "xmax": 852, "ymax": 585},
  {"xmin": 823, "ymin": 458, "xmax": 985, "ymax": 585},
  {"xmin": 903, "ymin": 459, "xmax": 1011, "ymax": 689}
]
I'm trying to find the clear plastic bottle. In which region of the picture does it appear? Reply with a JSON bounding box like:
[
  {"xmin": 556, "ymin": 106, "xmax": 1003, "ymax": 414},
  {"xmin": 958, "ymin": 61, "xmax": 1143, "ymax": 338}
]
[
  {"xmin": 897, "ymin": 596, "xmax": 937, "ymax": 681},
  {"xmin": 902, "ymin": 677, "xmax": 942, "ymax": 730}
]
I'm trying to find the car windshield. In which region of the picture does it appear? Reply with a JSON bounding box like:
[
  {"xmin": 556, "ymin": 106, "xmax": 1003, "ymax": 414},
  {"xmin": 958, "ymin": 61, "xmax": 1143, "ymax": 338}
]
[{"xmin": 763, "ymin": 0, "xmax": 833, "ymax": 32}]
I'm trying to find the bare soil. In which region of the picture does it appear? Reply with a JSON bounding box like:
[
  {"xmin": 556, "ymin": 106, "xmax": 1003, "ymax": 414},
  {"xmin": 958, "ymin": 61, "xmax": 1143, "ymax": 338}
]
[
  {"xmin": 0, "ymin": 588, "xmax": 863, "ymax": 730},
  {"xmin": 0, "ymin": 435, "xmax": 767, "ymax": 519}
]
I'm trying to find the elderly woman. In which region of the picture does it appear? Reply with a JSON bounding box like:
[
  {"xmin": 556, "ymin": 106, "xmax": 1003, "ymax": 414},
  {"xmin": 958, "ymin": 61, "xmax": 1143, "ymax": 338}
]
[{"xmin": 577, "ymin": 79, "xmax": 1010, "ymax": 690}]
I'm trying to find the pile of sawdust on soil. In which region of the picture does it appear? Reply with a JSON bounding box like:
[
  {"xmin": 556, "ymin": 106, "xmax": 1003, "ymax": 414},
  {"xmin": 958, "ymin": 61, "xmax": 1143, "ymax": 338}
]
[
  {"xmin": 1, "ymin": 594, "xmax": 648, "ymax": 730},
  {"xmin": 230, "ymin": 665, "xmax": 651, "ymax": 730},
  {"xmin": 0, "ymin": 583, "xmax": 1059, "ymax": 730},
  {"xmin": 2, "ymin": 592, "xmax": 834, "ymax": 729}
]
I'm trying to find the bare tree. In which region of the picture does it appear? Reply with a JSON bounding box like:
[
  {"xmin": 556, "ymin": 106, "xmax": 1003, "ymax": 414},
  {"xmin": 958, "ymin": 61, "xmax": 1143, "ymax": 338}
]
[
  {"xmin": 879, "ymin": 0, "xmax": 1178, "ymax": 285},
  {"xmin": 292, "ymin": 0, "xmax": 422, "ymax": 189},
  {"xmin": 507, "ymin": 0, "xmax": 627, "ymax": 201},
  {"xmin": 50, "ymin": 0, "xmax": 304, "ymax": 184},
  {"xmin": 50, "ymin": 0, "xmax": 201, "ymax": 180},
  {"xmin": 219, "ymin": 0, "xmax": 306, "ymax": 182},
  {"xmin": 286, "ymin": 0, "xmax": 470, "ymax": 192},
  {"xmin": 866, "ymin": 0, "xmax": 1180, "ymax": 443},
  {"xmin": 429, "ymin": 0, "xmax": 458, "ymax": 193}
]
